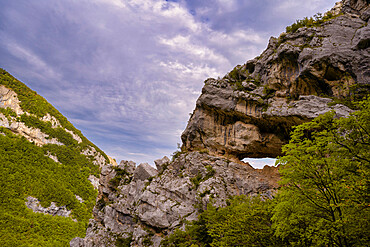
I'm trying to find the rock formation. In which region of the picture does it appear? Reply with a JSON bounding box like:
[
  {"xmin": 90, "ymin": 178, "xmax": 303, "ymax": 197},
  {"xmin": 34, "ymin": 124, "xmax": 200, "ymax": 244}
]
[
  {"xmin": 25, "ymin": 196, "xmax": 74, "ymax": 220},
  {"xmin": 71, "ymin": 152, "xmax": 278, "ymax": 247},
  {"xmin": 71, "ymin": 1, "xmax": 369, "ymax": 246},
  {"xmin": 182, "ymin": 0, "xmax": 369, "ymax": 159}
]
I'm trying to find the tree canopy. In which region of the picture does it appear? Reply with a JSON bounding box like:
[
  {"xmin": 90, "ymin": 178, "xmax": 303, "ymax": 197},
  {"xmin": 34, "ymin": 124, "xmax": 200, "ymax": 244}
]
[{"xmin": 272, "ymin": 99, "xmax": 370, "ymax": 246}]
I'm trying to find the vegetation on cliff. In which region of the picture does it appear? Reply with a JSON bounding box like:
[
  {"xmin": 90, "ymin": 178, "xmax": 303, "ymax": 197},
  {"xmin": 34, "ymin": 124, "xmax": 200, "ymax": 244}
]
[
  {"xmin": 0, "ymin": 70, "xmax": 109, "ymax": 246},
  {"xmin": 0, "ymin": 128, "xmax": 98, "ymax": 246},
  {"xmin": 0, "ymin": 68, "xmax": 109, "ymax": 160},
  {"xmin": 163, "ymin": 97, "xmax": 370, "ymax": 247},
  {"xmin": 285, "ymin": 12, "xmax": 340, "ymax": 33}
]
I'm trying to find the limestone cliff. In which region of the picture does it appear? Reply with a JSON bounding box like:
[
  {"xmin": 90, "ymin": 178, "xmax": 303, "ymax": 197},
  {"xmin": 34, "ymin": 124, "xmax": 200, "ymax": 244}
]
[
  {"xmin": 182, "ymin": 0, "xmax": 369, "ymax": 159},
  {"xmin": 71, "ymin": 1, "xmax": 369, "ymax": 246}
]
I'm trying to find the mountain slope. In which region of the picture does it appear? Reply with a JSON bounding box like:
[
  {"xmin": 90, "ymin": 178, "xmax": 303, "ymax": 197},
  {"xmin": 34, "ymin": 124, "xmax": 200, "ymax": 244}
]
[{"xmin": 0, "ymin": 69, "xmax": 109, "ymax": 246}]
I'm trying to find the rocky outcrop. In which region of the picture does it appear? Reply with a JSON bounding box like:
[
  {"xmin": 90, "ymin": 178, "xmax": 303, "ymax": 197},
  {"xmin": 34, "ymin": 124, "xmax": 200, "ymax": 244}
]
[
  {"xmin": 26, "ymin": 196, "xmax": 74, "ymax": 220},
  {"xmin": 0, "ymin": 85, "xmax": 24, "ymax": 115},
  {"xmin": 71, "ymin": 152, "xmax": 277, "ymax": 247},
  {"xmin": 0, "ymin": 85, "xmax": 84, "ymax": 145},
  {"xmin": 71, "ymin": 1, "xmax": 369, "ymax": 246},
  {"xmin": 181, "ymin": 0, "xmax": 369, "ymax": 159},
  {"xmin": 82, "ymin": 146, "xmax": 107, "ymax": 168},
  {"xmin": 0, "ymin": 114, "xmax": 64, "ymax": 146}
]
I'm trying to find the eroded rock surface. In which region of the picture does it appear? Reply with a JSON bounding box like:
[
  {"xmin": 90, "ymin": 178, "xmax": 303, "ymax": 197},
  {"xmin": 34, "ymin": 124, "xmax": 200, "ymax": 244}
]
[
  {"xmin": 26, "ymin": 196, "xmax": 74, "ymax": 219},
  {"xmin": 71, "ymin": 152, "xmax": 277, "ymax": 246},
  {"xmin": 0, "ymin": 85, "xmax": 84, "ymax": 146},
  {"xmin": 182, "ymin": 0, "xmax": 369, "ymax": 159}
]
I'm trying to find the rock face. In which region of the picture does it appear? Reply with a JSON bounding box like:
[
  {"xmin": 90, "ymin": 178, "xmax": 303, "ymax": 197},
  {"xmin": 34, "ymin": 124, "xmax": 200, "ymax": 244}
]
[
  {"xmin": 71, "ymin": 1, "xmax": 369, "ymax": 246},
  {"xmin": 0, "ymin": 84, "xmax": 85, "ymax": 147},
  {"xmin": 182, "ymin": 0, "xmax": 369, "ymax": 159},
  {"xmin": 0, "ymin": 85, "xmax": 24, "ymax": 115},
  {"xmin": 26, "ymin": 196, "xmax": 74, "ymax": 219},
  {"xmin": 71, "ymin": 152, "xmax": 277, "ymax": 247}
]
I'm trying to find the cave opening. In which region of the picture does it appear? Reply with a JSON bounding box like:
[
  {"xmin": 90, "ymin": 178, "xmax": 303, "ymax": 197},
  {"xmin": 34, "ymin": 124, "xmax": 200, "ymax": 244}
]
[{"xmin": 242, "ymin": 157, "xmax": 277, "ymax": 169}]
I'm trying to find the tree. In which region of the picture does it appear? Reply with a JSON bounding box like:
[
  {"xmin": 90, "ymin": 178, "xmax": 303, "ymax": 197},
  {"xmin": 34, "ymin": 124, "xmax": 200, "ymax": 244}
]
[
  {"xmin": 272, "ymin": 98, "xmax": 370, "ymax": 246},
  {"xmin": 204, "ymin": 195, "xmax": 284, "ymax": 247},
  {"xmin": 161, "ymin": 195, "xmax": 284, "ymax": 247}
]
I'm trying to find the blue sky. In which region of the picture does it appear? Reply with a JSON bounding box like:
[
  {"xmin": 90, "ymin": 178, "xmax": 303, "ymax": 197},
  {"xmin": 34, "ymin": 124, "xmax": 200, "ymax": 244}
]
[{"xmin": 0, "ymin": 0, "xmax": 337, "ymax": 168}]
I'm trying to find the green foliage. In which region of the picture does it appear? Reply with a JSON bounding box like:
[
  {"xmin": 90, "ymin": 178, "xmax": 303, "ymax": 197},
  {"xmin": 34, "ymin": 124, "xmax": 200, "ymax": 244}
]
[
  {"xmin": 161, "ymin": 195, "xmax": 283, "ymax": 247},
  {"xmin": 115, "ymin": 234, "xmax": 133, "ymax": 247},
  {"xmin": 172, "ymin": 143, "xmax": 187, "ymax": 161},
  {"xmin": 0, "ymin": 107, "xmax": 17, "ymax": 121},
  {"xmin": 161, "ymin": 209, "xmax": 212, "ymax": 247},
  {"xmin": 228, "ymin": 67, "xmax": 240, "ymax": 81},
  {"xmin": 20, "ymin": 114, "xmax": 78, "ymax": 146},
  {"xmin": 143, "ymin": 233, "xmax": 154, "ymax": 247},
  {"xmin": 286, "ymin": 12, "xmax": 339, "ymax": 33},
  {"xmin": 262, "ymin": 85, "xmax": 276, "ymax": 99},
  {"xmin": 0, "ymin": 69, "xmax": 110, "ymax": 245},
  {"xmin": 109, "ymin": 167, "xmax": 132, "ymax": 191},
  {"xmin": 273, "ymin": 98, "xmax": 370, "ymax": 246},
  {"xmin": 190, "ymin": 166, "xmax": 216, "ymax": 190},
  {"xmin": 227, "ymin": 67, "xmax": 261, "ymax": 92},
  {"xmin": 0, "ymin": 68, "xmax": 109, "ymax": 162},
  {"xmin": 204, "ymin": 165, "xmax": 216, "ymax": 180},
  {"xmin": 0, "ymin": 128, "xmax": 99, "ymax": 246},
  {"xmin": 190, "ymin": 173, "xmax": 203, "ymax": 190}
]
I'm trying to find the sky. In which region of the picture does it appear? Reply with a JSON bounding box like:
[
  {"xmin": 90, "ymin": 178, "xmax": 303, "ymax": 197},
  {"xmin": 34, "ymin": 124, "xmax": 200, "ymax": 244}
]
[{"xmin": 0, "ymin": 0, "xmax": 337, "ymax": 168}]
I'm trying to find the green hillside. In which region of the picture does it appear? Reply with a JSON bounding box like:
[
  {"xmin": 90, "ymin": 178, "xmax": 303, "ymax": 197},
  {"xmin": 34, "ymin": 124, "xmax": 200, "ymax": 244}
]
[{"xmin": 0, "ymin": 69, "xmax": 108, "ymax": 246}]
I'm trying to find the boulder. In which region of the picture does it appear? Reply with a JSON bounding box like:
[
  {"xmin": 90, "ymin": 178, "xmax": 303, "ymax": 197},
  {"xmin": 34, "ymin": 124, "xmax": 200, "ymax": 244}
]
[
  {"xmin": 154, "ymin": 156, "xmax": 170, "ymax": 173},
  {"xmin": 134, "ymin": 163, "xmax": 158, "ymax": 181},
  {"xmin": 119, "ymin": 160, "xmax": 136, "ymax": 174}
]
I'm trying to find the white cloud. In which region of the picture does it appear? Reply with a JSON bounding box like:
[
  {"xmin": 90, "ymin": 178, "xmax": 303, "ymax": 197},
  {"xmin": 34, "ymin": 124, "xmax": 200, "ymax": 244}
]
[
  {"xmin": 95, "ymin": 0, "xmax": 126, "ymax": 8},
  {"xmin": 4, "ymin": 40, "xmax": 61, "ymax": 81},
  {"xmin": 243, "ymin": 158, "xmax": 277, "ymax": 169},
  {"xmin": 0, "ymin": 0, "xmax": 339, "ymax": 165}
]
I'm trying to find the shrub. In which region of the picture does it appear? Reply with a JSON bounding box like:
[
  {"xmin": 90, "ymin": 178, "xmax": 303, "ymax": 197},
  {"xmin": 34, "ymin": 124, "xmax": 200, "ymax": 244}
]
[{"xmin": 285, "ymin": 12, "xmax": 340, "ymax": 33}]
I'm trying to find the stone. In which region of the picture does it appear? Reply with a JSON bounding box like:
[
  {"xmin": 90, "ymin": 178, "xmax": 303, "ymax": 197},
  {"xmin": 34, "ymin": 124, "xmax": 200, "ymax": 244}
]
[
  {"xmin": 69, "ymin": 237, "xmax": 84, "ymax": 247},
  {"xmin": 0, "ymin": 85, "xmax": 24, "ymax": 115},
  {"xmin": 154, "ymin": 156, "xmax": 170, "ymax": 173},
  {"xmin": 0, "ymin": 113, "xmax": 64, "ymax": 146},
  {"xmin": 134, "ymin": 163, "xmax": 158, "ymax": 181},
  {"xmin": 25, "ymin": 196, "xmax": 74, "ymax": 219},
  {"xmin": 108, "ymin": 155, "xmax": 118, "ymax": 166},
  {"xmin": 119, "ymin": 160, "xmax": 136, "ymax": 174},
  {"xmin": 73, "ymin": 152, "xmax": 278, "ymax": 246},
  {"xmin": 81, "ymin": 146, "xmax": 106, "ymax": 168},
  {"xmin": 88, "ymin": 175, "xmax": 100, "ymax": 190},
  {"xmin": 181, "ymin": 1, "xmax": 369, "ymax": 159},
  {"xmin": 75, "ymin": 195, "xmax": 84, "ymax": 203}
]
